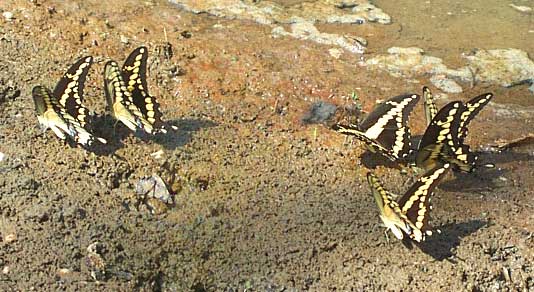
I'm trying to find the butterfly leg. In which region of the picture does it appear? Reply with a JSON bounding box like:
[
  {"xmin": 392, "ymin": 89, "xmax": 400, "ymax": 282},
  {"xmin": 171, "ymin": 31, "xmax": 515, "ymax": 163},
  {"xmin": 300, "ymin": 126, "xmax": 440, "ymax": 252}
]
[
  {"xmin": 384, "ymin": 229, "xmax": 391, "ymax": 244},
  {"xmin": 112, "ymin": 120, "xmax": 120, "ymax": 136}
]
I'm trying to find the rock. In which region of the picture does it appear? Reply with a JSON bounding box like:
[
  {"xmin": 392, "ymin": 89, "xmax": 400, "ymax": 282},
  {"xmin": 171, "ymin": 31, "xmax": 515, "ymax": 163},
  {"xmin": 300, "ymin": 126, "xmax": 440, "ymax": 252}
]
[
  {"xmin": 365, "ymin": 47, "xmax": 534, "ymax": 89},
  {"xmin": 3, "ymin": 233, "xmax": 16, "ymax": 244},
  {"xmin": 2, "ymin": 12, "xmax": 14, "ymax": 21},
  {"xmin": 365, "ymin": 47, "xmax": 462, "ymax": 78},
  {"xmin": 328, "ymin": 48, "xmax": 343, "ymax": 59},
  {"xmin": 430, "ymin": 75, "xmax": 463, "ymax": 93},
  {"xmin": 0, "ymin": 152, "xmax": 4, "ymax": 162},
  {"xmin": 170, "ymin": 0, "xmax": 390, "ymax": 25},
  {"xmin": 85, "ymin": 243, "xmax": 106, "ymax": 281},
  {"xmin": 509, "ymin": 4, "xmax": 532, "ymax": 13},
  {"xmin": 302, "ymin": 101, "xmax": 337, "ymax": 125},
  {"xmin": 135, "ymin": 174, "xmax": 174, "ymax": 214},
  {"xmin": 120, "ymin": 35, "xmax": 129, "ymax": 44},
  {"xmin": 272, "ymin": 19, "xmax": 366, "ymax": 54},
  {"xmin": 150, "ymin": 150, "xmax": 165, "ymax": 159},
  {"xmin": 464, "ymin": 48, "xmax": 534, "ymax": 87},
  {"xmin": 56, "ymin": 268, "xmax": 72, "ymax": 278}
]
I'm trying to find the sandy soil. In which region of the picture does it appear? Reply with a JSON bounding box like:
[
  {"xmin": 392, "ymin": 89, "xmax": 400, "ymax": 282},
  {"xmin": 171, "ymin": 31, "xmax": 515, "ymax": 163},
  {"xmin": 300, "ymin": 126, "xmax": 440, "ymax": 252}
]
[{"xmin": 0, "ymin": 0, "xmax": 533, "ymax": 291}]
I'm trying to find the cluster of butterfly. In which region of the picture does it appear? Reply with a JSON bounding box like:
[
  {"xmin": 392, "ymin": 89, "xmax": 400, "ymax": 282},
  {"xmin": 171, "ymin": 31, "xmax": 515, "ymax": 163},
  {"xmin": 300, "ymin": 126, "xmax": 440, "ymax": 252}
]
[
  {"xmin": 32, "ymin": 47, "xmax": 168, "ymax": 148},
  {"xmin": 33, "ymin": 46, "xmax": 493, "ymax": 244},
  {"xmin": 333, "ymin": 87, "xmax": 494, "ymax": 242}
]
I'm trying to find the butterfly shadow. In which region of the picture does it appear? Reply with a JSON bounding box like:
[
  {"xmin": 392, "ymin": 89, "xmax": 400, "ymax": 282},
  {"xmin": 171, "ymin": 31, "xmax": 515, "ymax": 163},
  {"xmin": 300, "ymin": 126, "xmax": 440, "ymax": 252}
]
[
  {"xmin": 406, "ymin": 219, "xmax": 488, "ymax": 261},
  {"xmin": 88, "ymin": 117, "xmax": 218, "ymax": 155},
  {"xmin": 476, "ymin": 148, "xmax": 533, "ymax": 166},
  {"xmin": 439, "ymin": 148, "xmax": 533, "ymax": 193},
  {"xmin": 84, "ymin": 115, "xmax": 132, "ymax": 156},
  {"xmin": 360, "ymin": 151, "xmax": 405, "ymax": 170},
  {"xmin": 151, "ymin": 118, "xmax": 218, "ymax": 150}
]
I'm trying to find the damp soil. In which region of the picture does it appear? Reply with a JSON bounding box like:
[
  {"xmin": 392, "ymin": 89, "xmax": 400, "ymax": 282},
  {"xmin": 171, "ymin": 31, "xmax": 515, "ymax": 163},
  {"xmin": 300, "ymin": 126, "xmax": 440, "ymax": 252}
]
[{"xmin": 0, "ymin": 0, "xmax": 533, "ymax": 291}]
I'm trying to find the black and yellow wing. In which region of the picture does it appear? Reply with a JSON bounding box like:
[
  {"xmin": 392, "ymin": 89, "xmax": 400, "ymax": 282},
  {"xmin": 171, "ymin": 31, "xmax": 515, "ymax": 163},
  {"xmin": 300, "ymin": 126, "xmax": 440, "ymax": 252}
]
[
  {"xmin": 33, "ymin": 57, "xmax": 105, "ymax": 146},
  {"xmin": 396, "ymin": 163, "xmax": 451, "ymax": 242},
  {"xmin": 416, "ymin": 101, "xmax": 474, "ymax": 172},
  {"xmin": 104, "ymin": 60, "xmax": 148, "ymax": 133},
  {"xmin": 52, "ymin": 56, "xmax": 93, "ymax": 128},
  {"xmin": 33, "ymin": 85, "xmax": 76, "ymax": 141},
  {"xmin": 121, "ymin": 46, "xmax": 166, "ymax": 134},
  {"xmin": 334, "ymin": 94, "xmax": 420, "ymax": 161},
  {"xmin": 367, "ymin": 163, "xmax": 450, "ymax": 243},
  {"xmin": 457, "ymin": 93, "xmax": 493, "ymax": 143},
  {"xmin": 367, "ymin": 172, "xmax": 413, "ymax": 241},
  {"xmin": 423, "ymin": 86, "xmax": 438, "ymax": 126},
  {"xmin": 333, "ymin": 124, "xmax": 398, "ymax": 161}
]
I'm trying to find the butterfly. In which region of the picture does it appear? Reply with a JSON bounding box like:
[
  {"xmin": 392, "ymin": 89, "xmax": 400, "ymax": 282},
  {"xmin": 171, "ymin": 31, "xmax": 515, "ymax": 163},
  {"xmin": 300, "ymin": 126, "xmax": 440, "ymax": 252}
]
[
  {"xmin": 419, "ymin": 87, "xmax": 494, "ymax": 172},
  {"xmin": 32, "ymin": 56, "xmax": 106, "ymax": 146},
  {"xmin": 333, "ymin": 94, "xmax": 420, "ymax": 161},
  {"xmin": 416, "ymin": 101, "xmax": 473, "ymax": 172},
  {"xmin": 104, "ymin": 46, "xmax": 167, "ymax": 135},
  {"xmin": 367, "ymin": 163, "xmax": 450, "ymax": 242}
]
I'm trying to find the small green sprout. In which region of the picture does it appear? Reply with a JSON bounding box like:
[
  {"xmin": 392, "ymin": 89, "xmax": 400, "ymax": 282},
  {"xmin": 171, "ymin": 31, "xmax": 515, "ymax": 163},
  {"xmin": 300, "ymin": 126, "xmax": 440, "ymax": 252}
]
[{"xmin": 351, "ymin": 91, "xmax": 362, "ymax": 110}]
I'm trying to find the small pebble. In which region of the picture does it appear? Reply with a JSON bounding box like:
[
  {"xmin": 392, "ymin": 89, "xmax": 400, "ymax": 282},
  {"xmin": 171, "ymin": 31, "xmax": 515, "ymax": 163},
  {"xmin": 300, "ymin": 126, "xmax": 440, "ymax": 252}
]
[
  {"xmin": 328, "ymin": 48, "xmax": 343, "ymax": 59},
  {"xmin": 2, "ymin": 266, "xmax": 9, "ymax": 274},
  {"xmin": 150, "ymin": 150, "xmax": 165, "ymax": 159},
  {"xmin": 509, "ymin": 4, "xmax": 532, "ymax": 13},
  {"xmin": 2, "ymin": 11, "xmax": 14, "ymax": 21},
  {"xmin": 120, "ymin": 35, "xmax": 129, "ymax": 44},
  {"xmin": 4, "ymin": 233, "xmax": 16, "ymax": 244},
  {"xmin": 57, "ymin": 268, "xmax": 71, "ymax": 277},
  {"xmin": 0, "ymin": 152, "xmax": 5, "ymax": 162}
]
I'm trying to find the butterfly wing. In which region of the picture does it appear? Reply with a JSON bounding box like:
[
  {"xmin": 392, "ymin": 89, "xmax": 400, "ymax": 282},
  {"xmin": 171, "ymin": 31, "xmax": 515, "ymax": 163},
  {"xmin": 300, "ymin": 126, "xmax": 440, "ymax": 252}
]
[
  {"xmin": 33, "ymin": 85, "xmax": 103, "ymax": 146},
  {"xmin": 396, "ymin": 163, "xmax": 451, "ymax": 242},
  {"xmin": 423, "ymin": 86, "xmax": 438, "ymax": 126},
  {"xmin": 33, "ymin": 85, "xmax": 74, "ymax": 140},
  {"xmin": 121, "ymin": 46, "xmax": 166, "ymax": 134},
  {"xmin": 332, "ymin": 124, "xmax": 398, "ymax": 161},
  {"xmin": 104, "ymin": 60, "xmax": 151, "ymax": 133},
  {"xmin": 416, "ymin": 101, "xmax": 474, "ymax": 172},
  {"xmin": 367, "ymin": 172, "xmax": 413, "ymax": 241},
  {"xmin": 52, "ymin": 56, "xmax": 93, "ymax": 128},
  {"xmin": 458, "ymin": 93, "xmax": 493, "ymax": 143},
  {"xmin": 359, "ymin": 94, "xmax": 420, "ymax": 159}
]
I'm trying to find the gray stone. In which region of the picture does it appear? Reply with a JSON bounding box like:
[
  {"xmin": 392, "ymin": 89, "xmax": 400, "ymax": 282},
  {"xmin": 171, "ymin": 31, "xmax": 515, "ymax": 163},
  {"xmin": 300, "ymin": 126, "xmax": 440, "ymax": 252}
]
[
  {"xmin": 464, "ymin": 48, "xmax": 534, "ymax": 87},
  {"xmin": 272, "ymin": 19, "xmax": 366, "ymax": 54},
  {"xmin": 169, "ymin": 0, "xmax": 390, "ymax": 25},
  {"xmin": 430, "ymin": 75, "xmax": 463, "ymax": 93},
  {"xmin": 136, "ymin": 174, "xmax": 173, "ymax": 204},
  {"xmin": 302, "ymin": 101, "xmax": 338, "ymax": 125},
  {"xmin": 365, "ymin": 47, "xmax": 534, "ymax": 90},
  {"xmin": 2, "ymin": 12, "xmax": 14, "ymax": 21}
]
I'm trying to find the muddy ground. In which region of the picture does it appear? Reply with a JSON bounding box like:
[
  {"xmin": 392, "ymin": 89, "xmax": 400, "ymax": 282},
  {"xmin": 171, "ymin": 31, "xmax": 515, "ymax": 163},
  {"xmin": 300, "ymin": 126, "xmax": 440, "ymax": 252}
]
[{"xmin": 0, "ymin": 0, "xmax": 533, "ymax": 291}]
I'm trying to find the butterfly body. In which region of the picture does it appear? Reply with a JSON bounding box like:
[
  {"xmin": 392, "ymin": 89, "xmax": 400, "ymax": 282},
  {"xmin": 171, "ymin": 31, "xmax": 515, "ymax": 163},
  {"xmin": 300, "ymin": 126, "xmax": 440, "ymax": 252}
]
[{"xmin": 368, "ymin": 163, "xmax": 450, "ymax": 242}]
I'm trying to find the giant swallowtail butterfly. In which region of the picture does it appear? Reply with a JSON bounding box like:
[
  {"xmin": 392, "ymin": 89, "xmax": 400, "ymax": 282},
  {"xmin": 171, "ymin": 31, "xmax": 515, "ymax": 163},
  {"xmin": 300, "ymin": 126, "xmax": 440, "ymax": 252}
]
[
  {"xmin": 367, "ymin": 163, "xmax": 450, "ymax": 242},
  {"xmin": 419, "ymin": 87, "xmax": 494, "ymax": 172},
  {"xmin": 333, "ymin": 94, "xmax": 420, "ymax": 161},
  {"xmin": 32, "ymin": 56, "xmax": 106, "ymax": 146},
  {"xmin": 104, "ymin": 46, "xmax": 167, "ymax": 134}
]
